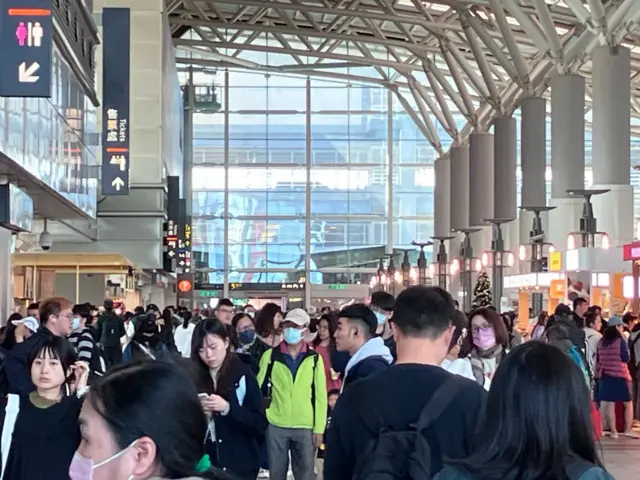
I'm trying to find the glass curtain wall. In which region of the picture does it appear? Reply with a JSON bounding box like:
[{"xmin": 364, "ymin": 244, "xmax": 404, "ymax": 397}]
[
  {"xmin": 190, "ymin": 70, "xmax": 437, "ymax": 288},
  {"xmin": 187, "ymin": 67, "xmax": 640, "ymax": 294}
]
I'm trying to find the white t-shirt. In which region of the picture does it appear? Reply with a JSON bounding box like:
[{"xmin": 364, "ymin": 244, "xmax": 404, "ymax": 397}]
[
  {"xmin": 441, "ymin": 357, "xmax": 475, "ymax": 382},
  {"xmin": 174, "ymin": 323, "xmax": 196, "ymax": 358}
]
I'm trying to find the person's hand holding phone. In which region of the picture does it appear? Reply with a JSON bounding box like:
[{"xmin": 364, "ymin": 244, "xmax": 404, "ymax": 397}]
[
  {"xmin": 199, "ymin": 393, "xmax": 216, "ymax": 414},
  {"xmin": 209, "ymin": 394, "xmax": 230, "ymax": 414}
]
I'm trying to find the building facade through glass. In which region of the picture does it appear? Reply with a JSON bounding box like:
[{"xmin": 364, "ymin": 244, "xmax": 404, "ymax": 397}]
[{"xmin": 184, "ymin": 68, "xmax": 640, "ymax": 288}]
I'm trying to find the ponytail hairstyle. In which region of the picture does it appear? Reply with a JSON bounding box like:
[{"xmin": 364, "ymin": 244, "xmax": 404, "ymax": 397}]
[
  {"xmin": 88, "ymin": 361, "xmax": 232, "ymax": 479},
  {"xmin": 181, "ymin": 310, "xmax": 193, "ymax": 329}
]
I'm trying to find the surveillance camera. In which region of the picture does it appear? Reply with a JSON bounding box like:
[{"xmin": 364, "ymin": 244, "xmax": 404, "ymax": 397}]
[{"xmin": 39, "ymin": 230, "xmax": 52, "ymax": 251}]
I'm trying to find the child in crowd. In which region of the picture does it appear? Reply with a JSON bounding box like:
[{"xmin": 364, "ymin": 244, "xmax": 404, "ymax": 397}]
[{"xmin": 316, "ymin": 389, "xmax": 340, "ymax": 479}]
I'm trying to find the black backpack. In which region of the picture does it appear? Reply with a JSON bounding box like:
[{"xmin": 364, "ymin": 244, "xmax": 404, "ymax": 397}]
[
  {"xmin": 353, "ymin": 378, "xmax": 461, "ymax": 480},
  {"xmin": 100, "ymin": 317, "xmax": 122, "ymax": 348}
]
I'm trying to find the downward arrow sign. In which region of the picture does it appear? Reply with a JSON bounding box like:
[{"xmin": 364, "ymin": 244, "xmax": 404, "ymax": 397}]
[
  {"xmin": 19, "ymin": 62, "xmax": 39, "ymax": 83},
  {"xmin": 111, "ymin": 177, "xmax": 125, "ymax": 191}
]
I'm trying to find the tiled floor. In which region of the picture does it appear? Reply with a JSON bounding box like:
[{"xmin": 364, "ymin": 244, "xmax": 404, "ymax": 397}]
[{"xmin": 602, "ymin": 438, "xmax": 640, "ymax": 479}]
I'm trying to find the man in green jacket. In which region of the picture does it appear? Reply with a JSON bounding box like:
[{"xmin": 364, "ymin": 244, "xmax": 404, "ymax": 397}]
[{"xmin": 258, "ymin": 308, "xmax": 327, "ymax": 480}]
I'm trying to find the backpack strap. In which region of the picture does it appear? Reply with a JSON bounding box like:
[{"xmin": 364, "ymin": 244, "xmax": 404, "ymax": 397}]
[
  {"xmin": 413, "ymin": 377, "xmax": 461, "ymax": 431},
  {"xmin": 260, "ymin": 350, "xmax": 277, "ymax": 396},
  {"xmin": 310, "ymin": 352, "xmax": 319, "ymax": 420}
]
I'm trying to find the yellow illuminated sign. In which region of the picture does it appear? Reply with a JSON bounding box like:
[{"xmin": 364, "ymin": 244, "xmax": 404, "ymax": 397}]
[{"xmin": 549, "ymin": 251, "xmax": 562, "ymax": 272}]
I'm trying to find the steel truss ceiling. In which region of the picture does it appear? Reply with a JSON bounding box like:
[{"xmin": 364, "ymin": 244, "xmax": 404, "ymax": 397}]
[{"xmin": 168, "ymin": 0, "xmax": 640, "ymax": 154}]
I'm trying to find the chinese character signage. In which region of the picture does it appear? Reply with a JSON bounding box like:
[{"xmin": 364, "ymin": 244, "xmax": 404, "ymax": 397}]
[
  {"xmin": 101, "ymin": 7, "xmax": 130, "ymax": 195},
  {"xmin": 163, "ymin": 177, "xmax": 180, "ymax": 272},
  {"xmin": 0, "ymin": 0, "xmax": 53, "ymax": 97},
  {"xmin": 177, "ymin": 197, "xmax": 193, "ymax": 275}
]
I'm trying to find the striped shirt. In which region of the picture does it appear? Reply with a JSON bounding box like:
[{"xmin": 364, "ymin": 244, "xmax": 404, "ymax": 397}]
[
  {"xmin": 68, "ymin": 327, "xmax": 95, "ymax": 365},
  {"xmin": 596, "ymin": 338, "xmax": 631, "ymax": 381}
]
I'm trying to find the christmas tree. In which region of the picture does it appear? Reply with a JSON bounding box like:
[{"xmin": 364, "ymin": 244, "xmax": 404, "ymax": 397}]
[{"xmin": 473, "ymin": 271, "xmax": 492, "ymax": 308}]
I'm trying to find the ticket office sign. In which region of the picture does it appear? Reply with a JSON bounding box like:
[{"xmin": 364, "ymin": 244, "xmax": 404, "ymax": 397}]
[{"xmin": 101, "ymin": 7, "xmax": 131, "ymax": 196}]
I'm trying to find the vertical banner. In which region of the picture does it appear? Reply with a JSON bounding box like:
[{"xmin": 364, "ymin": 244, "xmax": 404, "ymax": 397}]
[
  {"xmin": 101, "ymin": 7, "xmax": 131, "ymax": 195},
  {"xmin": 163, "ymin": 176, "xmax": 180, "ymax": 272},
  {"xmin": 177, "ymin": 199, "xmax": 194, "ymax": 306},
  {"xmin": 0, "ymin": 0, "xmax": 53, "ymax": 97}
]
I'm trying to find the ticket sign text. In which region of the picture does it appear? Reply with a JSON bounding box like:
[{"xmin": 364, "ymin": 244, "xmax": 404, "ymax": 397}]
[
  {"xmin": 0, "ymin": 0, "xmax": 53, "ymax": 97},
  {"xmin": 101, "ymin": 8, "xmax": 131, "ymax": 195},
  {"xmin": 623, "ymin": 242, "xmax": 640, "ymax": 261}
]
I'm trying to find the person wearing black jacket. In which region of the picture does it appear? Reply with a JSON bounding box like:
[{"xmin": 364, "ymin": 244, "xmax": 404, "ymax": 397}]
[
  {"xmin": 334, "ymin": 304, "xmax": 393, "ymax": 390},
  {"xmin": 190, "ymin": 317, "xmax": 268, "ymax": 480},
  {"xmin": 3, "ymin": 297, "xmax": 74, "ymax": 395},
  {"xmin": 95, "ymin": 299, "xmax": 126, "ymax": 367},
  {"xmin": 546, "ymin": 303, "xmax": 588, "ymax": 368}
]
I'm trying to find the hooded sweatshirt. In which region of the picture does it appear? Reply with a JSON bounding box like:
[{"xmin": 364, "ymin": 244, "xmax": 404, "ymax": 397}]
[{"xmin": 342, "ymin": 337, "xmax": 393, "ymax": 390}]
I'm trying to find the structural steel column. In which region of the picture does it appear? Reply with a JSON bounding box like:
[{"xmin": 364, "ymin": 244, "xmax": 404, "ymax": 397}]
[
  {"xmin": 386, "ymin": 91, "xmax": 394, "ymax": 255},
  {"xmin": 549, "ymin": 75, "xmax": 585, "ymax": 249},
  {"xmin": 304, "ymin": 78, "xmax": 312, "ymax": 308},
  {"xmin": 434, "ymin": 155, "xmax": 451, "ymax": 237},
  {"xmin": 520, "ymin": 97, "xmax": 548, "ymax": 268},
  {"xmin": 223, "ymin": 71, "xmax": 230, "ymax": 298},
  {"xmin": 469, "ymin": 132, "xmax": 494, "ymax": 253},
  {"xmin": 591, "ymin": 46, "xmax": 633, "ymax": 246}
]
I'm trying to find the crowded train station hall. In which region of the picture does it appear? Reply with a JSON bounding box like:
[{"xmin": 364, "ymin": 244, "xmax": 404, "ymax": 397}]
[{"xmin": 0, "ymin": 0, "xmax": 639, "ymax": 478}]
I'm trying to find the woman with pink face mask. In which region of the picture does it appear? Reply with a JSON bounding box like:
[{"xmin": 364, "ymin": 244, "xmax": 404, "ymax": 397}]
[
  {"xmin": 69, "ymin": 361, "xmax": 231, "ymax": 480},
  {"xmin": 465, "ymin": 307, "xmax": 510, "ymax": 391}
]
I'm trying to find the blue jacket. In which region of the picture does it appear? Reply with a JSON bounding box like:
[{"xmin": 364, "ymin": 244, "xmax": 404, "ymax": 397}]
[
  {"xmin": 203, "ymin": 355, "xmax": 268, "ymax": 479},
  {"xmin": 4, "ymin": 327, "xmax": 55, "ymax": 395}
]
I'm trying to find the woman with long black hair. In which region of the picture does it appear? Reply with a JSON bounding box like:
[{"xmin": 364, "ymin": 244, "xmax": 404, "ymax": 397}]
[
  {"xmin": 190, "ymin": 317, "xmax": 267, "ymax": 479},
  {"xmin": 70, "ymin": 361, "xmax": 231, "ymax": 480},
  {"xmin": 435, "ymin": 342, "xmax": 613, "ymax": 480},
  {"xmin": 312, "ymin": 314, "xmax": 342, "ymax": 391}
]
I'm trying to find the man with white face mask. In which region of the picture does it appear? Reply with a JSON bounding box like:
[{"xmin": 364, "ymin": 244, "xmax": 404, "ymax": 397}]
[
  {"xmin": 370, "ymin": 291, "xmax": 396, "ymax": 360},
  {"xmin": 257, "ymin": 308, "xmax": 327, "ymax": 480}
]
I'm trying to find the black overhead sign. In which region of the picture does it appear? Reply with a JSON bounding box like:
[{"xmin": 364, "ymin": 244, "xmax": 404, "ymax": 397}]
[
  {"xmin": 163, "ymin": 177, "xmax": 180, "ymax": 272},
  {"xmin": 177, "ymin": 199, "xmax": 192, "ymax": 275},
  {"xmin": 101, "ymin": 7, "xmax": 130, "ymax": 196},
  {"xmin": 0, "ymin": 0, "xmax": 53, "ymax": 97},
  {"xmin": 195, "ymin": 282, "xmax": 306, "ymax": 292}
]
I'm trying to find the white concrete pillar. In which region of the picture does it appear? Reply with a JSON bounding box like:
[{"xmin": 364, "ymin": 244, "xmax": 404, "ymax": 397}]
[
  {"xmin": 549, "ymin": 75, "xmax": 585, "ymax": 250},
  {"xmin": 0, "ymin": 229, "xmax": 13, "ymax": 319},
  {"xmin": 591, "ymin": 46, "xmax": 633, "ymax": 246},
  {"xmin": 469, "ymin": 132, "xmax": 494, "ymax": 255}
]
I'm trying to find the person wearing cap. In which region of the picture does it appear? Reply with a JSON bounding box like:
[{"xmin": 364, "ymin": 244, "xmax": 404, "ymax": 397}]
[
  {"xmin": 257, "ymin": 308, "xmax": 327, "ymax": 480},
  {"xmin": 334, "ymin": 303, "xmax": 392, "ymax": 391},
  {"xmin": 595, "ymin": 316, "xmax": 638, "ymax": 438},
  {"xmin": 0, "ymin": 314, "xmax": 37, "ymax": 357}
]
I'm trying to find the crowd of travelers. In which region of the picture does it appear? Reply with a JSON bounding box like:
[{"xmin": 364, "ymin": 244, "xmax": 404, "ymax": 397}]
[{"xmin": 0, "ymin": 289, "xmax": 635, "ymax": 479}]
